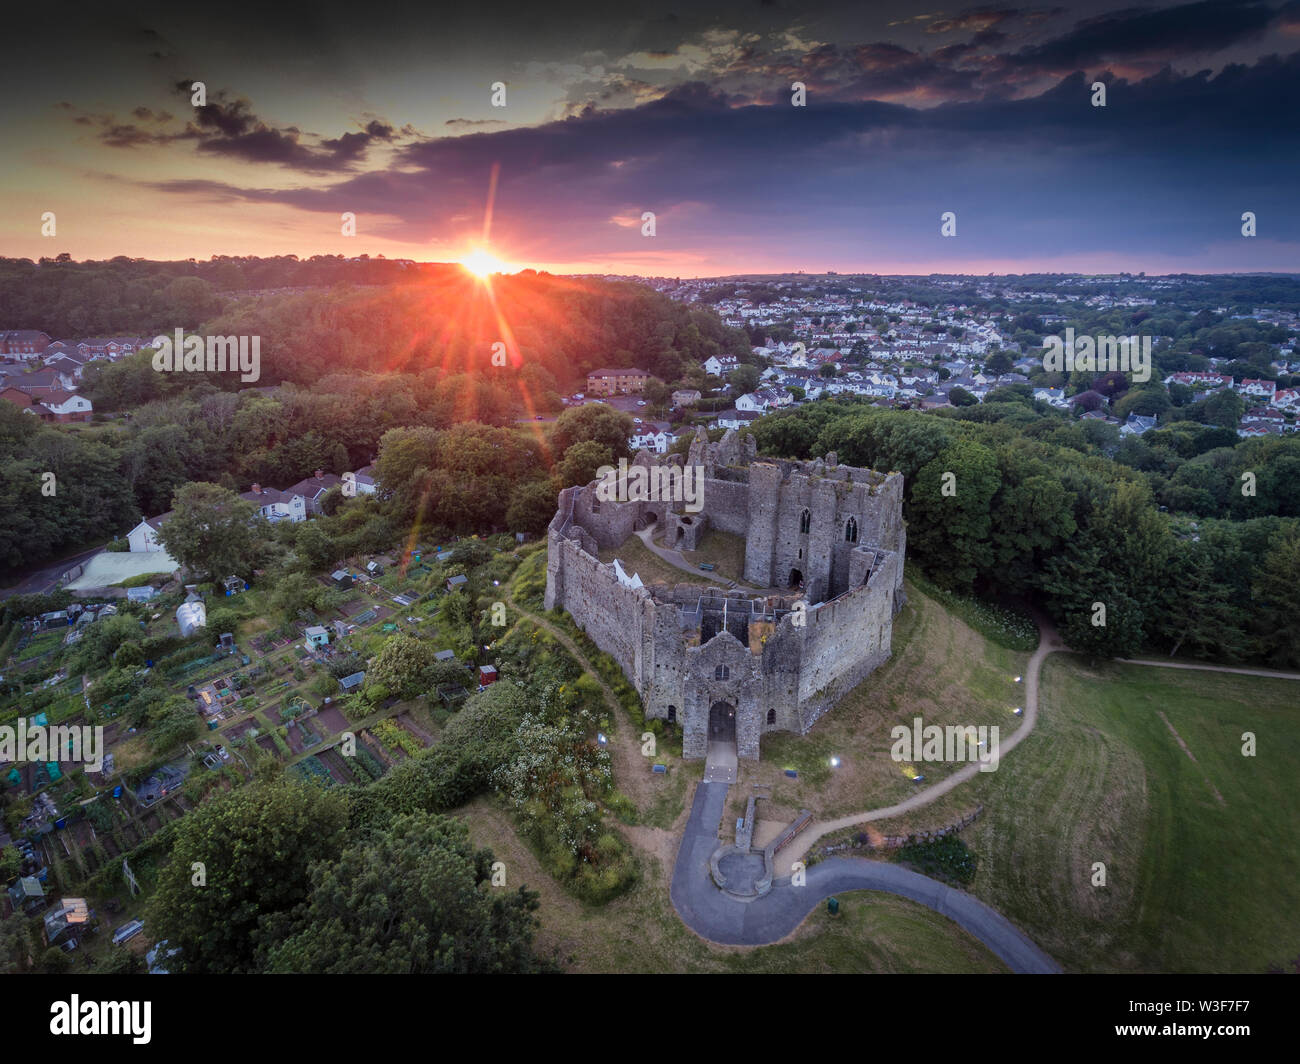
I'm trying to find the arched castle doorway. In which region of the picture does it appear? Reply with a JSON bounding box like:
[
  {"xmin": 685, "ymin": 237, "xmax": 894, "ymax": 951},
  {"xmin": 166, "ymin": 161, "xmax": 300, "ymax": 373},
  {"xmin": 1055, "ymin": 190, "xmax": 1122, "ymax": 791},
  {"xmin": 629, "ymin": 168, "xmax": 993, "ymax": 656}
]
[
  {"xmin": 708, "ymin": 701, "xmax": 736, "ymax": 742},
  {"xmin": 789, "ymin": 568, "xmax": 803, "ymax": 588}
]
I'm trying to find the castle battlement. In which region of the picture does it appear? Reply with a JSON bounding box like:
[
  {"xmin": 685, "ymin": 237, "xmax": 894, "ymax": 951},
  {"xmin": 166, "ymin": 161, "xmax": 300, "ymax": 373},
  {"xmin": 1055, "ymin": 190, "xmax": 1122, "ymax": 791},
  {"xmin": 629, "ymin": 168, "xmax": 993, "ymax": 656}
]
[{"xmin": 545, "ymin": 429, "xmax": 906, "ymax": 760}]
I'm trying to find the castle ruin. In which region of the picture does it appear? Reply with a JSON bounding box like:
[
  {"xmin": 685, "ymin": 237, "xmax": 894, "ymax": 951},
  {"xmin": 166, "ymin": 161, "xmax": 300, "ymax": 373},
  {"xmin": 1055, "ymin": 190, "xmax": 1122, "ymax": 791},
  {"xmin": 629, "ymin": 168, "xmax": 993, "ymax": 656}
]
[{"xmin": 544, "ymin": 428, "xmax": 906, "ymax": 761}]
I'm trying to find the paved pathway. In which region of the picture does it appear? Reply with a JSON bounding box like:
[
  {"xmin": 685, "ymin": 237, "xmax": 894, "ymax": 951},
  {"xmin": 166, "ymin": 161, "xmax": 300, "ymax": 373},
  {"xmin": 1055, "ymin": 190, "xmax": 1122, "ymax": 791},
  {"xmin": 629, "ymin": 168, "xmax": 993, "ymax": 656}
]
[
  {"xmin": 669, "ymin": 781, "xmax": 1060, "ymax": 971},
  {"xmin": 1117, "ymin": 658, "xmax": 1300, "ymax": 681},
  {"xmin": 781, "ymin": 610, "xmax": 1065, "ymax": 866}
]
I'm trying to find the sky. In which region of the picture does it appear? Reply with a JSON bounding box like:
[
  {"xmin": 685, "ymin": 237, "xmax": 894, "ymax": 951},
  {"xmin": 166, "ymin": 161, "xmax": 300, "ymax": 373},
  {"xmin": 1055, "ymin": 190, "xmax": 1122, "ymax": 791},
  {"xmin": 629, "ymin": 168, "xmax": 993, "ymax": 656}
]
[{"xmin": 2, "ymin": 0, "xmax": 1299, "ymax": 275}]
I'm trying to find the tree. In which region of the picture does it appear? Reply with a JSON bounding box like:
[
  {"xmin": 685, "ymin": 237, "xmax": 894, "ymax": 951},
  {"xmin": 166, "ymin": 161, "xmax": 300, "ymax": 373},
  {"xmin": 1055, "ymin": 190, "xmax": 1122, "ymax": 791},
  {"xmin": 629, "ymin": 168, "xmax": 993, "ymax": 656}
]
[
  {"xmin": 948, "ymin": 386, "xmax": 978, "ymax": 407},
  {"xmin": 549, "ymin": 405, "xmax": 634, "ymax": 460},
  {"xmin": 506, "ymin": 480, "xmax": 559, "ymax": 534},
  {"xmin": 0, "ymin": 916, "xmax": 33, "ymax": 974},
  {"xmin": 907, "ymin": 439, "xmax": 1001, "ymax": 590},
  {"xmin": 369, "ymin": 634, "xmax": 442, "ymax": 700},
  {"xmin": 156, "ymin": 482, "xmax": 260, "ymax": 581},
  {"xmin": 1252, "ymin": 529, "xmax": 1300, "ymax": 668},
  {"xmin": 728, "ymin": 364, "xmax": 760, "ymax": 395},
  {"xmin": 984, "ymin": 349, "xmax": 1014, "ymax": 375},
  {"xmin": 262, "ymin": 813, "xmax": 548, "ymax": 973},
  {"xmin": 148, "ymin": 778, "xmax": 348, "ymax": 973},
  {"xmin": 148, "ymin": 698, "xmax": 201, "ymax": 754},
  {"xmin": 558, "ymin": 440, "xmax": 614, "ymax": 487}
]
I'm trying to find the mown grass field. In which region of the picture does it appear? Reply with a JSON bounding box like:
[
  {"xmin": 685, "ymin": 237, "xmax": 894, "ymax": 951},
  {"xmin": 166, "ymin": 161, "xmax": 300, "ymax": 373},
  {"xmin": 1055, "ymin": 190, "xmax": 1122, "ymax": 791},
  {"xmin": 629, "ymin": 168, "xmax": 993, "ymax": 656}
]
[{"xmin": 866, "ymin": 655, "xmax": 1300, "ymax": 973}]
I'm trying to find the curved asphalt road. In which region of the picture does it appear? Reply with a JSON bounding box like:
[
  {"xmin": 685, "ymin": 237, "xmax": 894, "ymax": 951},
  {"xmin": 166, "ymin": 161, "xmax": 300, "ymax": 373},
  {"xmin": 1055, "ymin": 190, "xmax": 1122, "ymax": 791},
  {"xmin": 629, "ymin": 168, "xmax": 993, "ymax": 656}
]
[{"xmin": 670, "ymin": 781, "xmax": 1060, "ymax": 973}]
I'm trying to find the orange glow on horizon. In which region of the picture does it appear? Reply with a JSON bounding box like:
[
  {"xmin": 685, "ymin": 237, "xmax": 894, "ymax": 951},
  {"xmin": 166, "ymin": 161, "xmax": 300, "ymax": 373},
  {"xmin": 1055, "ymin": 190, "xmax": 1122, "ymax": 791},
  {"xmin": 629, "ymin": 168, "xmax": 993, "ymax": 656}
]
[{"xmin": 461, "ymin": 248, "xmax": 508, "ymax": 278}]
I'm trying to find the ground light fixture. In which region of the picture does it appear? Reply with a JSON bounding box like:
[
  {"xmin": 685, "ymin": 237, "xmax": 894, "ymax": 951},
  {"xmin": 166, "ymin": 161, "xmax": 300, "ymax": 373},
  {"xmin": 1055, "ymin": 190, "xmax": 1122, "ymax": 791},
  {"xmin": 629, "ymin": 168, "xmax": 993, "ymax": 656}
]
[{"xmin": 830, "ymin": 756, "xmax": 840, "ymax": 767}]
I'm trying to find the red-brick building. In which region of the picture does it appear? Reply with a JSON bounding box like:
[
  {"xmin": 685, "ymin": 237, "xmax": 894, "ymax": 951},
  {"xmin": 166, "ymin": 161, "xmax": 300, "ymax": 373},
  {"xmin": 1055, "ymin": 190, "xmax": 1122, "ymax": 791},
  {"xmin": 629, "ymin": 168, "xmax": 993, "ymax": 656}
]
[
  {"xmin": 586, "ymin": 367, "xmax": 650, "ymax": 396},
  {"xmin": 0, "ymin": 330, "xmax": 51, "ymax": 360}
]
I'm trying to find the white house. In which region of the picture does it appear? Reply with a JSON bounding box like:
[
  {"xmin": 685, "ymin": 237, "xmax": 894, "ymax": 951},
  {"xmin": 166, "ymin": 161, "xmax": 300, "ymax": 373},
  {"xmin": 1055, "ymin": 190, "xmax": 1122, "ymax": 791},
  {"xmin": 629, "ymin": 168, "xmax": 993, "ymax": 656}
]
[
  {"xmin": 629, "ymin": 426, "xmax": 676, "ymax": 454},
  {"xmin": 127, "ymin": 515, "xmax": 168, "ymax": 553},
  {"xmin": 39, "ymin": 391, "xmax": 93, "ymax": 422},
  {"xmin": 241, "ymin": 484, "xmax": 308, "ymax": 522},
  {"xmin": 712, "ymin": 409, "xmax": 761, "ymax": 431},
  {"xmin": 702, "ymin": 355, "xmax": 740, "ymax": 377},
  {"xmin": 350, "ymin": 464, "xmax": 378, "ymax": 494}
]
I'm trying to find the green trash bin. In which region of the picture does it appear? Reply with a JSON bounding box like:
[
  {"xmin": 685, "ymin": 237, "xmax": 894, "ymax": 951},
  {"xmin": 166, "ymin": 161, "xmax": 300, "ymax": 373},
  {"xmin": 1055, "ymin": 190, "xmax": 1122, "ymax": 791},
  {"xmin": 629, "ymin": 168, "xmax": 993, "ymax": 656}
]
[{"xmin": 827, "ymin": 896, "xmax": 840, "ymax": 916}]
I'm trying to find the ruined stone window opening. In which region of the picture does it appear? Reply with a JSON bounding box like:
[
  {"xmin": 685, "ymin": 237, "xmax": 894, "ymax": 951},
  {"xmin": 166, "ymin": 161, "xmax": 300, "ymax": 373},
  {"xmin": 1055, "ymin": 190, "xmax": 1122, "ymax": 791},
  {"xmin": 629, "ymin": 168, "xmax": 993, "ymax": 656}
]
[
  {"xmin": 799, "ymin": 508, "xmax": 811, "ymax": 534},
  {"xmin": 715, "ymin": 665, "xmax": 730, "ymax": 681},
  {"xmin": 845, "ymin": 516, "xmax": 858, "ymax": 543},
  {"xmin": 667, "ymin": 705, "xmax": 677, "ymax": 723},
  {"xmin": 766, "ymin": 708, "xmax": 776, "ymax": 725}
]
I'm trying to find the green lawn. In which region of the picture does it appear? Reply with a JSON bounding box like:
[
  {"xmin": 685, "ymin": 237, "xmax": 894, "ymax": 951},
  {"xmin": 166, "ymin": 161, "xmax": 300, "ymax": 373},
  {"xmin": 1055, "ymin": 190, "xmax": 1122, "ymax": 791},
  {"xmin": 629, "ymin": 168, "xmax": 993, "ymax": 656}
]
[
  {"xmin": 679, "ymin": 529, "xmax": 749, "ymax": 584},
  {"xmin": 597, "ymin": 536, "xmax": 714, "ymax": 588},
  {"xmin": 870, "ymin": 654, "xmax": 1300, "ymax": 973}
]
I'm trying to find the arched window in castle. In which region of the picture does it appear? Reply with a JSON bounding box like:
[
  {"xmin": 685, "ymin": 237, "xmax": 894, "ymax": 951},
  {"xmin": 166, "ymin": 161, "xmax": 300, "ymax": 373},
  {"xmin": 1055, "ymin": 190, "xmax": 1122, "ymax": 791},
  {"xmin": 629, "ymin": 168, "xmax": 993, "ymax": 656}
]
[
  {"xmin": 845, "ymin": 516, "xmax": 858, "ymax": 543},
  {"xmin": 666, "ymin": 705, "xmax": 677, "ymax": 724},
  {"xmin": 799, "ymin": 508, "xmax": 811, "ymax": 534},
  {"xmin": 715, "ymin": 665, "xmax": 730, "ymax": 681},
  {"xmin": 766, "ymin": 708, "xmax": 776, "ymax": 725}
]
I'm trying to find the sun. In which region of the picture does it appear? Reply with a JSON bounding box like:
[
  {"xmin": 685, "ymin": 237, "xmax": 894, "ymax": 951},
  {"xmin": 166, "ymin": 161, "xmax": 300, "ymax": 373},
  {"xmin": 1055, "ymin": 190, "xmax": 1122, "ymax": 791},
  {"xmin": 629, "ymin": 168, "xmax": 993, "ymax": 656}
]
[{"xmin": 461, "ymin": 248, "xmax": 506, "ymax": 278}]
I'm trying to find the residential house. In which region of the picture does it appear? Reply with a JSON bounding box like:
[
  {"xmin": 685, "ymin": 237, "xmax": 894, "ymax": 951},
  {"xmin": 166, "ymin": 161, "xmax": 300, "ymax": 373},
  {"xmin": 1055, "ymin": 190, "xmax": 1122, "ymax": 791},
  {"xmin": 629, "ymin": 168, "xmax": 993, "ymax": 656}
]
[
  {"xmin": 39, "ymin": 390, "xmax": 93, "ymax": 422},
  {"xmin": 41, "ymin": 358, "xmax": 82, "ymax": 388},
  {"xmin": 701, "ymin": 354, "xmax": 739, "ymax": 377},
  {"xmin": 1120, "ymin": 413, "xmax": 1158, "ymax": 437},
  {"xmin": 712, "ymin": 408, "xmax": 762, "ymax": 431},
  {"xmin": 629, "ymin": 424, "xmax": 676, "ymax": 454},
  {"xmin": 1238, "ymin": 378, "xmax": 1278, "ymax": 400},
  {"xmin": 1270, "ymin": 388, "xmax": 1299, "ymax": 411},
  {"xmin": 241, "ymin": 483, "xmax": 307, "ymax": 523},
  {"xmin": 285, "ymin": 470, "xmax": 342, "ymax": 514},
  {"xmin": 671, "ymin": 389, "xmax": 701, "ymax": 407},
  {"xmin": 351, "ymin": 464, "xmax": 378, "ymax": 494},
  {"xmin": 127, "ymin": 514, "xmax": 169, "ymax": 553},
  {"xmin": 6, "ymin": 370, "xmax": 60, "ymax": 397},
  {"xmin": 0, "ymin": 386, "xmax": 38, "ymax": 412}
]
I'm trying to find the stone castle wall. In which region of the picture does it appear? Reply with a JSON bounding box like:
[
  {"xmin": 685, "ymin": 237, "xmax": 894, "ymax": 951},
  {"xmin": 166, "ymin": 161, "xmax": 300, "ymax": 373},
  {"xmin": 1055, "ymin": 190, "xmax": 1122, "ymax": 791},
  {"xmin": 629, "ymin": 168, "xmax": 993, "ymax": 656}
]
[{"xmin": 544, "ymin": 431, "xmax": 906, "ymax": 761}]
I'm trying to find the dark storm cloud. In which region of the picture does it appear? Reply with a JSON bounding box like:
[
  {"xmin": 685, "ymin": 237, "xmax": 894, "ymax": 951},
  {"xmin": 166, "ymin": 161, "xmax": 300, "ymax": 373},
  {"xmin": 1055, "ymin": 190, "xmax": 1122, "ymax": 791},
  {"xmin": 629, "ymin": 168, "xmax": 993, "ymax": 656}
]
[
  {"xmin": 996, "ymin": 0, "xmax": 1282, "ymax": 73},
  {"xmin": 139, "ymin": 54, "xmax": 1300, "ymax": 259},
  {"xmin": 62, "ymin": 83, "xmax": 405, "ymax": 173}
]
